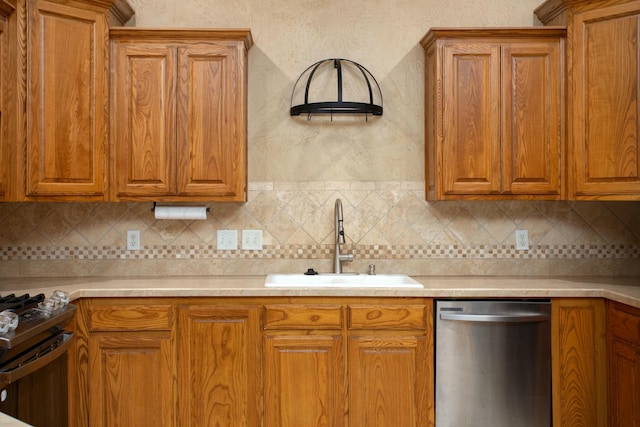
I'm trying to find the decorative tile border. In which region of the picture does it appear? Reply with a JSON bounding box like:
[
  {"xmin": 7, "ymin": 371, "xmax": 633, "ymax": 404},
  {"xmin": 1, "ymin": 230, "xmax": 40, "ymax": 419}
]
[{"xmin": 1, "ymin": 244, "xmax": 638, "ymax": 261}]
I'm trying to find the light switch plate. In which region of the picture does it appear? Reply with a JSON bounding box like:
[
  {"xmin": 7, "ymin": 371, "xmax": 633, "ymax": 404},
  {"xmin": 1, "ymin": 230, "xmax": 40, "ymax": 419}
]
[
  {"xmin": 242, "ymin": 230, "xmax": 262, "ymax": 250},
  {"xmin": 217, "ymin": 230, "xmax": 238, "ymax": 250}
]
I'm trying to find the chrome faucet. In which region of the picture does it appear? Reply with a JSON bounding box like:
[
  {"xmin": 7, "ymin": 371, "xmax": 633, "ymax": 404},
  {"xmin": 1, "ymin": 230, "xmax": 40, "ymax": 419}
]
[{"xmin": 334, "ymin": 199, "xmax": 354, "ymax": 273}]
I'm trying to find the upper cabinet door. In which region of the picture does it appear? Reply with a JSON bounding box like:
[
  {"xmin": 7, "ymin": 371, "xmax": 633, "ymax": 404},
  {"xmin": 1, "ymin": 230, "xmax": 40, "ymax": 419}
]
[
  {"xmin": 501, "ymin": 41, "xmax": 562, "ymax": 196},
  {"xmin": 25, "ymin": 0, "xmax": 107, "ymax": 199},
  {"xmin": 571, "ymin": 2, "xmax": 640, "ymax": 199},
  {"xmin": 0, "ymin": 3, "xmax": 10, "ymax": 201},
  {"xmin": 441, "ymin": 41, "xmax": 502, "ymax": 196},
  {"xmin": 176, "ymin": 43, "xmax": 246, "ymax": 199},
  {"xmin": 111, "ymin": 43, "xmax": 177, "ymax": 198}
]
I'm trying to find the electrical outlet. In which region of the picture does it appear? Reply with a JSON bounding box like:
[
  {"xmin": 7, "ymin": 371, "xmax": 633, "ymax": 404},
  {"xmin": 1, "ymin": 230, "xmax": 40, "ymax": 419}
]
[
  {"xmin": 242, "ymin": 230, "xmax": 262, "ymax": 250},
  {"xmin": 127, "ymin": 230, "xmax": 140, "ymax": 250},
  {"xmin": 515, "ymin": 229, "xmax": 529, "ymax": 250},
  {"xmin": 217, "ymin": 230, "xmax": 238, "ymax": 250}
]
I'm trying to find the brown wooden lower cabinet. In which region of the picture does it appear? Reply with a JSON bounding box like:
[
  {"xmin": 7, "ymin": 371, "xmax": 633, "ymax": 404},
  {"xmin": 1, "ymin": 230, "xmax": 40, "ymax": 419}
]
[
  {"xmin": 74, "ymin": 296, "xmax": 637, "ymax": 426},
  {"xmin": 262, "ymin": 300, "xmax": 432, "ymax": 427},
  {"xmin": 551, "ymin": 298, "xmax": 607, "ymax": 427},
  {"xmin": 264, "ymin": 332, "xmax": 345, "ymax": 427},
  {"xmin": 348, "ymin": 333, "xmax": 430, "ymax": 427},
  {"xmin": 88, "ymin": 332, "xmax": 175, "ymax": 427},
  {"xmin": 83, "ymin": 300, "xmax": 176, "ymax": 427},
  {"xmin": 608, "ymin": 301, "xmax": 640, "ymax": 427},
  {"xmin": 176, "ymin": 305, "xmax": 261, "ymax": 427}
]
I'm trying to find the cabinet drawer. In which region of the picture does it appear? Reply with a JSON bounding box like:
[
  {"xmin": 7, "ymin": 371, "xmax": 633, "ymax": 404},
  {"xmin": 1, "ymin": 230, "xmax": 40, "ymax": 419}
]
[
  {"xmin": 264, "ymin": 304, "xmax": 343, "ymax": 329},
  {"xmin": 609, "ymin": 302, "xmax": 640, "ymax": 343},
  {"xmin": 89, "ymin": 305, "xmax": 174, "ymax": 331},
  {"xmin": 348, "ymin": 304, "xmax": 426, "ymax": 330}
]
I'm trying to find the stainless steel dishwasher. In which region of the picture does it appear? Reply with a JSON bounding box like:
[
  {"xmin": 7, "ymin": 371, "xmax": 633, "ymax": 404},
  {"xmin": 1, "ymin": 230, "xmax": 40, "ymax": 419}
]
[{"xmin": 435, "ymin": 300, "xmax": 551, "ymax": 427}]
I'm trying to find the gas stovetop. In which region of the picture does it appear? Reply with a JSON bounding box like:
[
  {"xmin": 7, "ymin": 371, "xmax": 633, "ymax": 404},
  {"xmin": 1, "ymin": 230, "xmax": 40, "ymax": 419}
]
[
  {"xmin": 0, "ymin": 291, "xmax": 75, "ymax": 350},
  {"xmin": 0, "ymin": 290, "xmax": 75, "ymax": 388},
  {"xmin": 0, "ymin": 294, "xmax": 45, "ymax": 312}
]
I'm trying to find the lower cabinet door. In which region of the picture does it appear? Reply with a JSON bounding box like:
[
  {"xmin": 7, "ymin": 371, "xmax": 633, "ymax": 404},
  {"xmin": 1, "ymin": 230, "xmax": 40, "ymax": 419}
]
[
  {"xmin": 552, "ymin": 298, "xmax": 607, "ymax": 427},
  {"xmin": 609, "ymin": 338, "xmax": 640, "ymax": 426},
  {"xmin": 348, "ymin": 334, "xmax": 429, "ymax": 427},
  {"xmin": 88, "ymin": 332, "xmax": 175, "ymax": 427},
  {"xmin": 608, "ymin": 302, "xmax": 640, "ymax": 427},
  {"xmin": 264, "ymin": 333, "xmax": 345, "ymax": 427},
  {"xmin": 177, "ymin": 305, "xmax": 261, "ymax": 427}
]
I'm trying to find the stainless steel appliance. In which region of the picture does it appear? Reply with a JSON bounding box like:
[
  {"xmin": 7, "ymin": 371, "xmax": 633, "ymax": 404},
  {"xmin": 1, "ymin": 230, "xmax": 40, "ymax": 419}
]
[
  {"xmin": 435, "ymin": 300, "xmax": 551, "ymax": 427},
  {"xmin": 0, "ymin": 291, "xmax": 75, "ymax": 426}
]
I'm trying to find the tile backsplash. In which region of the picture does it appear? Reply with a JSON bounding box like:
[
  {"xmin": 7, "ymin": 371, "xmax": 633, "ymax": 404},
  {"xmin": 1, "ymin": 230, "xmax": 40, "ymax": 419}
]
[
  {"xmin": 2, "ymin": 1, "xmax": 638, "ymax": 279},
  {"xmin": 1, "ymin": 181, "xmax": 638, "ymax": 278}
]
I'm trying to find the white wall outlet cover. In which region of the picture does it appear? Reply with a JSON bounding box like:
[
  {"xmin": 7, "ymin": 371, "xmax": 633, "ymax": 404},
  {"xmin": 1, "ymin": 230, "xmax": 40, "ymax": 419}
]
[
  {"xmin": 242, "ymin": 230, "xmax": 263, "ymax": 250},
  {"xmin": 217, "ymin": 230, "xmax": 238, "ymax": 250},
  {"xmin": 127, "ymin": 230, "xmax": 140, "ymax": 251},
  {"xmin": 515, "ymin": 229, "xmax": 529, "ymax": 250}
]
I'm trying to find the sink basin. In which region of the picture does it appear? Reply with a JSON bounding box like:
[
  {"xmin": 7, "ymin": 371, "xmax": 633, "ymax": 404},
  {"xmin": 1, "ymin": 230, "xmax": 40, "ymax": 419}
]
[{"xmin": 264, "ymin": 274, "xmax": 424, "ymax": 288}]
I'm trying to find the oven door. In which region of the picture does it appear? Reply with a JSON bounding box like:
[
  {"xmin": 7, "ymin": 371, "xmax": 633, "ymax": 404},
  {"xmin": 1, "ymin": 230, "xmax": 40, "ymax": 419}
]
[{"xmin": 0, "ymin": 332, "xmax": 74, "ymax": 427}]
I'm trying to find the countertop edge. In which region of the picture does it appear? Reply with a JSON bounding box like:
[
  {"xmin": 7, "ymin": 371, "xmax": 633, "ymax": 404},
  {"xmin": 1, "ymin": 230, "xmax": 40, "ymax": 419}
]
[{"xmin": 0, "ymin": 276, "xmax": 638, "ymax": 309}]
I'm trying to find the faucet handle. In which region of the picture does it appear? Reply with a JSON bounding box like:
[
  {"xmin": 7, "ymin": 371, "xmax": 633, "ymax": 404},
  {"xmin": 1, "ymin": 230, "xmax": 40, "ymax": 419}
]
[
  {"xmin": 339, "ymin": 253, "xmax": 354, "ymax": 263},
  {"xmin": 368, "ymin": 264, "xmax": 376, "ymax": 275}
]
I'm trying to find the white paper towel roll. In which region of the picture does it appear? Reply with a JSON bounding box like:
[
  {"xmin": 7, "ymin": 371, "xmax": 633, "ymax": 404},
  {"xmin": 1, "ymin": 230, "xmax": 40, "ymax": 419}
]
[{"xmin": 154, "ymin": 206, "xmax": 208, "ymax": 220}]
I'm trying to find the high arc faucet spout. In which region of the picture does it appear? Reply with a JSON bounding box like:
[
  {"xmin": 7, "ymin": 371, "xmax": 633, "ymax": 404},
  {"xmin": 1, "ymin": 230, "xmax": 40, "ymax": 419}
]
[
  {"xmin": 335, "ymin": 199, "xmax": 345, "ymax": 244},
  {"xmin": 334, "ymin": 199, "xmax": 354, "ymax": 273}
]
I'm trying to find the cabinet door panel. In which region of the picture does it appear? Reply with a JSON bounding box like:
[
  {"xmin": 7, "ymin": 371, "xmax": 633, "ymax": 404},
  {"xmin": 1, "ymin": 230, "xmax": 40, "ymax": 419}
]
[
  {"xmin": 608, "ymin": 302, "xmax": 640, "ymax": 427},
  {"xmin": 88, "ymin": 333, "xmax": 175, "ymax": 427},
  {"xmin": 442, "ymin": 42, "xmax": 501, "ymax": 195},
  {"xmin": 26, "ymin": 0, "xmax": 106, "ymax": 197},
  {"xmin": 573, "ymin": 3, "xmax": 640, "ymax": 197},
  {"xmin": 609, "ymin": 338, "xmax": 640, "ymax": 427},
  {"xmin": 552, "ymin": 298, "xmax": 607, "ymax": 427},
  {"xmin": 111, "ymin": 44, "xmax": 176, "ymax": 197},
  {"xmin": 502, "ymin": 41, "xmax": 562, "ymax": 195},
  {"xmin": 177, "ymin": 305, "xmax": 260, "ymax": 427},
  {"xmin": 348, "ymin": 334, "xmax": 429, "ymax": 427},
  {"xmin": 0, "ymin": 8, "xmax": 7, "ymax": 200},
  {"xmin": 176, "ymin": 43, "xmax": 245, "ymax": 198},
  {"xmin": 264, "ymin": 334, "xmax": 345, "ymax": 427}
]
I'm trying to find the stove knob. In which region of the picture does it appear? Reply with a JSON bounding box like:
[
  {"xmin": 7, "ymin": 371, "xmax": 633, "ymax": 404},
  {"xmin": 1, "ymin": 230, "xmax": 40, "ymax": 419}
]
[
  {"xmin": 0, "ymin": 317, "xmax": 10, "ymax": 334},
  {"xmin": 52, "ymin": 290, "xmax": 70, "ymax": 306},
  {"xmin": 0, "ymin": 311, "xmax": 18, "ymax": 330},
  {"xmin": 38, "ymin": 298, "xmax": 56, "ymax": 314},
  {"xmin": 50, "ymin": 296, "xmax": 63, "ymax": 309}
]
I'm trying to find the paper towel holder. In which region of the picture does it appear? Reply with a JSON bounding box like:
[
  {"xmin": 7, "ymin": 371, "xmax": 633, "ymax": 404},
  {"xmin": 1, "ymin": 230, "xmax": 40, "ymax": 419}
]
[
  {"xmin": 151, "ymin": 202, "xmax": 210, "ymax": 213},
  {"xmin": 151, "ymin": 203, "xmax": 210, "ymax": 221}
]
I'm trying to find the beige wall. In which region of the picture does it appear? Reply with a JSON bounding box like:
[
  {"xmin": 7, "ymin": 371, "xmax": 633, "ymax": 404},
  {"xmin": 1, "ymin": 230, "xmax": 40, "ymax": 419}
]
[
  {"xmin": 128, "ymin": 0, "xmax": 542, "ymax": 182},
  {"xmin": 0, "ymin": 0, "xmax": 639, "ymax": 278}
]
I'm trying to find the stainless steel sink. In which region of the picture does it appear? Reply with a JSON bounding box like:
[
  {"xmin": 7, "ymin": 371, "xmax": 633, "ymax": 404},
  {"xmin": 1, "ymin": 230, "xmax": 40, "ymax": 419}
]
[{"xmin": 264, "ymin": 274, "xmax": 423, "ymax": 288}]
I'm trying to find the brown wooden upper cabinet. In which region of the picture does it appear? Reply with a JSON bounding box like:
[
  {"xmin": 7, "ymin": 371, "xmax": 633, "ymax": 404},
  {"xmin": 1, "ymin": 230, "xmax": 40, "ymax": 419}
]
[
  {"xmin": 109, "ymin": 29, "xmax": 252, "ymax": 202},
  {"xmin": 421, "ymin": 28, "xmax": 565, "ymax": 201},
  {"xmin": 14, "ymin": 0, "xmax": 131, "ymax": 201},
  {"xmin": 0, "ymin": 0, "xmax": 13, "ymax": 202},
  {"xmin": 536, "ymin": 0, "xmax": 640, "ymax": 200}
]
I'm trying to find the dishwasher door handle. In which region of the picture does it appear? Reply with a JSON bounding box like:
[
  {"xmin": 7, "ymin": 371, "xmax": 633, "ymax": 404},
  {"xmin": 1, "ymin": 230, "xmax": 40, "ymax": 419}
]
[{"xmin": 439, "ymin": 312, "xmax": 550, "ymax": 323}]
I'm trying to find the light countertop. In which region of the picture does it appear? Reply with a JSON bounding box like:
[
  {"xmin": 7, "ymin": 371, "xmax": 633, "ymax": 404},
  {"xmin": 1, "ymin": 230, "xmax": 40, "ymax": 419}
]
[
  {"xmin": 0, "ymin": 413, "xmax": 31, "ymax": 427},
  {"xmin": 0, "ymin": 275, "xmax": 639, "ymax": 308}
]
